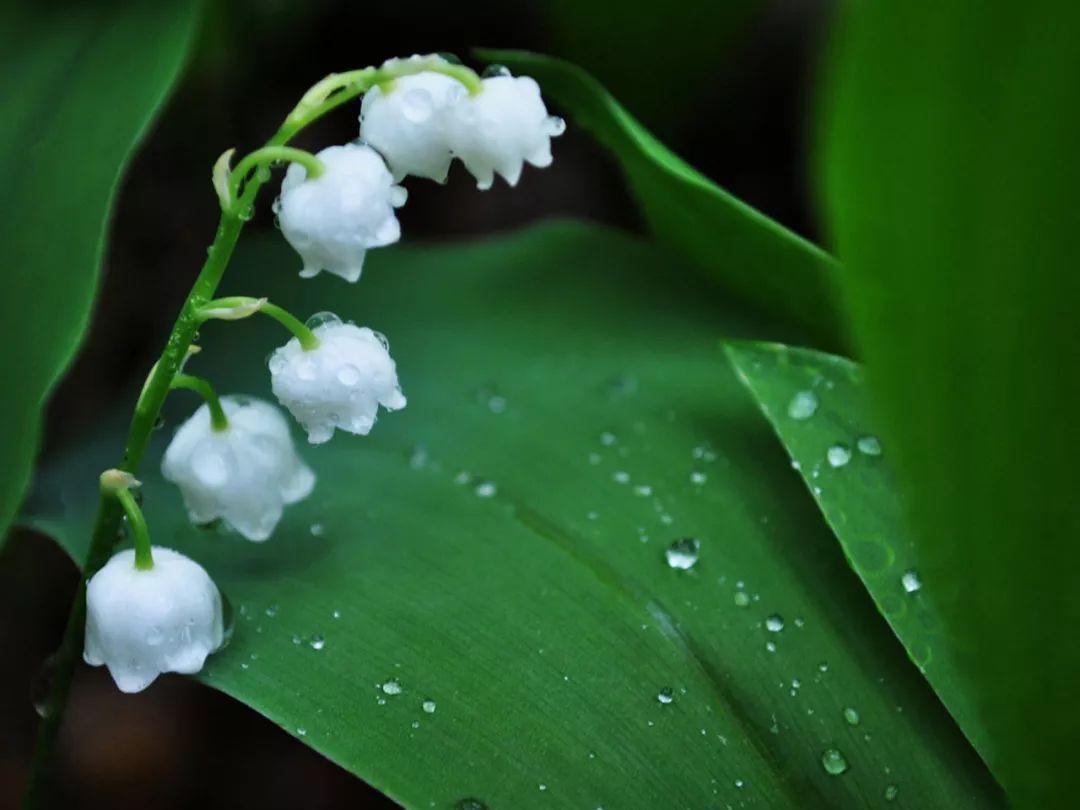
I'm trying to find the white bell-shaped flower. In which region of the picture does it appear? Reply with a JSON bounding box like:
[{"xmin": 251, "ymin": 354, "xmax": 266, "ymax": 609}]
[
  {"xmin": 360, "ymin": 72, "xmax": 467, "ymax": 182},
  {"xmin": 162, "ymin": 396, "xmax": 315, "ymax": 541},
  {"xmin": 445, "ymin": 71, "xmax": 564, "ymax": 190},
  {"xmin": 276, "ymin": 143, "xmax": 407, "ymax": 283},
  {"xmin": 84, "ymin": 547, "xmax": 224, "ymax": 693},
  {"xmin": 268, "ymin": 314, "xmax": 406, "ymax": 444}
]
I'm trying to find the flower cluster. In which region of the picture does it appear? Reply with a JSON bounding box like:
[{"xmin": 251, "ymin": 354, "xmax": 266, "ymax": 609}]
[{"xmin": 83, "ymin": 54, "xmax": 561, "ymax": 693}]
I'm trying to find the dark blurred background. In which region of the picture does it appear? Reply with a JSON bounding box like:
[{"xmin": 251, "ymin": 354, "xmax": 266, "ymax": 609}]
[{"xmin": 1, "ymin": 0, "xmax": 830, "ymax": 806}]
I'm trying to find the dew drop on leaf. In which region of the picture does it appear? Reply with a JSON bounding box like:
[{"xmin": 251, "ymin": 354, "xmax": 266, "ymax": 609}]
[
  {"xmin": 665, "ymin": 538, "xmax": 700, "ymax": 570},
  {"xmin": 821, "ymin": 747, "xmax": 849, "ymax": 776},
  {"xmin": 787, "ymin": 390, "xmax": 818, "ymax": 420},
  {"xmin": 765, "ymin": 614, "xmax": 785, "ymax": 632},
  {"xmin": 827, "ymin": 443, "xmax": 852, "ymax": 468},
  {"xmin": 857, "ymin": 434, "xmax": 883, "ymax": 456},
  {"xmin": 884, "ymin": 784, "xmax": 899, "ymax": 801},
  {"xmin": 381, "ymin": 678, "xmax": 402, "ymax": 695},
  {"xmin": 309, "ymin": 634, "xmax": 326, "ymax": 651},
  {"xmin": 733, "ymin": 591, "xmax": 750, "ymax": 608},
  {"xmin": 656, "ymin": 688, "xmax": 674, "ymax": 705},
  {"xmin": 843, "ymin": 707, "xmax": 861, "ymax": 726},
  {"xmin": 901, "ymin": 568, "xmax": 923, "ymax": 594},
  {"xmin": 454, "ymin": 799, "xmax": 488, "ymax": 810},
  {"xmin": 422, "ymin": 699, "xmax": 437, "ymax": 714}
]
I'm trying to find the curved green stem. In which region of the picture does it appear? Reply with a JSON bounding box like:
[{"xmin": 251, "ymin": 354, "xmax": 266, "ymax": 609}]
[
  {"xmin": 229, "ymin": 146, "xmax": 324, "ymax": 203},
  {"xmin": 201, "ymin": 296, "xmax": 319, "ymax": 350},
  {"xmin": 114, "ymin": 489, "xmax": 154, "ymax": 570},
  {"xmin": 171, "ymin": 374, "xmax": 229, "ymax": 431}
]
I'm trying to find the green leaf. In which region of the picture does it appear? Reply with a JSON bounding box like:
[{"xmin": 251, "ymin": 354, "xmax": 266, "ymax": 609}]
[
  {"xmin": 29, "ymin": 223, "xmax": 999, "ymax": 808},
  {"xmin": 819, "ymin": 4, "xmax": 1080, "ymax": 805},
  {"xmin": 477, "ymin": 49, "xmax": 844, "ymax": 350},
  {"xmin": 0, "ymin": 0, "xmax": 198, "ymax": 541},
  {"xmin": 725, "ymin": 340, "xmax": 990, "ymax": 762}
]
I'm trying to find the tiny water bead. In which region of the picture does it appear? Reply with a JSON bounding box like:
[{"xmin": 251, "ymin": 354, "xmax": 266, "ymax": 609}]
[
  {"xmin": 309, "ymin": 522, "xmax": 325, "ymax": 537},
  {"xmin": 901, "ymin": 568, "xmax": 923, "ymax": 594},
  {"xmin": 843, "ymin": 707, "xmax": 860, "ymax": 726},
  {"xmin": 690, "ymin": 471, "xmax": 707, "ymax": 485},
  {"xmin": 422, "ymin": 699, "xmax": 437, "ymax": 714},
  {"xmin": 765, "ymin": 614, "xmax": 785, "ymax": 633},
  {"xmin": 665, "ymin": 538, "xmax": 700, "ymax": 570},
  {"xmin": 474, "ymin": 481, "xmax": 497, "ymax": 498},
  {"xmin": 733, "ymin": 591, "xmax": 751, "ymax": 608},
  {"xmin": 455, "ymin": 799, "xmax": 487, "ymax": 810},
  {"xmin": 787, "ymin": 390, "xmax": 819, "ymax": 420},
  {"xmin": 612, "ymin": 470, "xmax": 630, "ymax": 484},
  {"xmin": 656, "ymin": 688, "xmax": 675, "ymax": 705},
  {"xmin": 857, "ymin": 434, "xmax": 883, "ymax": 456},
  {"xmin": 826, "ymin": 444, "xmax": 852, "ymax": 468},
  {"xmin": 820, "ymin": 747, "xmax": 849, "ymax": 776},
  {"xmin": 884, "ymin": 784, "xmax": 899, "ymax": 801}
]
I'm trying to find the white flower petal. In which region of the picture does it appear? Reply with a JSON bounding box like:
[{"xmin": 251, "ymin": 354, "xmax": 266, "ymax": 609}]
[
  {"xmin": 84, "ymin": 548, "xmax": 224, "ymax": 693},
  {"xmin": 276, "ymin": 143, "xmax": 404, "ymax": 283},
  {"xmin": 445, "ymin": 74, "xmax": 563, "ymax": 189},
  {"xmin": 161, "ymin": 397, "xmax": 314, "ymax": 541},
  {"xmin": 268, "ymin": 316, "xmax": 406, "ymax": 444}
]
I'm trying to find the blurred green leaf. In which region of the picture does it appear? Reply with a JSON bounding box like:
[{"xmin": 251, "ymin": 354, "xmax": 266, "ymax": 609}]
[
  {"xmin": 0, "ymin": 0, "xmax": 198, "ymax": 541},
  {"xmin": 31, "ymin": 224, "xmax": 998, "ymax": 808},
  {"xmin": 725, "ymin": 340, "xmax": 991, "ymax": 763},
  {"xmin": 820, "ymin": 3, "xmax": 1080, "ymax": 804},
  {"xmin": 478, "ymin": 49, "xmax": 844, "ymax": 350}
]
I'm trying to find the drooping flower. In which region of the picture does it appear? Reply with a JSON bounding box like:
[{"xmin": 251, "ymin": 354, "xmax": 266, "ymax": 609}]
[
  {"xmin": 445, "ymin": 70, "xmax": 565, "ymax": 190},
  {"xmin": 84, "ymin": 547, "xmax": 224, "ymax": 693},
  {"xmin": 276, "ymin": 143, "xmax": 407, "ymax": 283},
  {"xmin": 162, "ymin": 396, "xmax": 314, "ymax": 541},
  {"xmin": 268, "ymin": 314, "xmax": 406, "ymax": 444},
  {"xmin": 360, "ymin": 72, "xmax": 467, "ymax": 182}
]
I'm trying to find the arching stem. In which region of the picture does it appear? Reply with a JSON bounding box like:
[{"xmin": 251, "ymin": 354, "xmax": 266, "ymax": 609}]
[{"xmin": 170, "ymin": 374, "xmax": 229, "ymax": 431}]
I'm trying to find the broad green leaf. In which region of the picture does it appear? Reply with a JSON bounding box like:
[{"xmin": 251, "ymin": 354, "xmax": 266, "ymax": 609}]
[
  {"xmin": 725, "ymin": 340, "xmax": 989, "ymax": 761},
  {"xmin": 478, "ymin": 49, "xmax": 845, "ymax": 350},
  {"xmin": 29, "ymin": 223, "xmax": 999, "ymax": 808},
  {"xmin": 820, "ymin": 3, "xmax": 1080, "ymax": 805},
  {"xmin": 0, "ymin": 0, "xmax": 198, "ymax": 541}
]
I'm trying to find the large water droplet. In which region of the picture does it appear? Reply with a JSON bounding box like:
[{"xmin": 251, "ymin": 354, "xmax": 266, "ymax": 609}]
[
  {"xmin": 734, "ymin": 591, "xmax": 751, "ymax": 607},
  {"xmin": 827, "ymin": 444, "xmax": 852, "ymax": 468},
  {"xmin": 309, "ymin": 634, "xmax": 326, "ymax": 651},
  {"xmin": 482, "ymin": 63, "xmax": 511, "ymax": 78},
  {"xmin": 843, "ymin": 707, "xmax": 860, "ymax": 726},
  {"xmin": 787, "ymin": 390, "xmax": 819, "ymax": 420},
  {"xmin": 381, "ymin": 678, "xmax": 403, "ymax": 695},
  {"xmin": 401, "ymin": 88, "xmax": 434, "ymax": 123},
  {"xmin": 857, "ymin": 435, "xmax": 883, "ymax": 456},
  {"xmin": 665, "ymin": 538, "xmax": 700, "ymax": 570},
  {"xmin": 901, "ymin": 568, "xmax": 922, "ymax": 594},
  {"xmin": 336, "ymin": 365, "xmax": 362, "ymax": 386},
  {"xmin": 422, "ymin": 698, "xmax": 437, "ymax": 714},
  {"xmin": 820, "ymin": 747, "xmax": 849, "ymax": 775},
  {"xmin": 656, "ymin": 688, "xmax": 674, "ymax": 705},
  {"xmin": 304, "ymin": 311, "xmax": 341, "ymax": 331},
  {"xmin": 765, "ymin": 614, "xmax": 785, "ymax": 633}
]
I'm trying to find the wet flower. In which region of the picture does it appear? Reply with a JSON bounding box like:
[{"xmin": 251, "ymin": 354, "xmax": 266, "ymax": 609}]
[
  {"xmin": 268, "ymin": 314, "xmax": 406, "ymax": 444},
  {"xmin": 445, "ymin": 71, "xmax": 564, "ymax": 189},
  {"xmin": 162, "ymin": 397, "xmax": 314, "ymax": 541},
  {"xmin": 276, "ymin": 143, "xmax": 406, "ymax": 282},
  {"xmin": 84, "ymin": 547, "xmax": 224, "ymax": 693},
  {"xmin": 360, "ymin": 71, "xmax": 467, "ymax": 182}
]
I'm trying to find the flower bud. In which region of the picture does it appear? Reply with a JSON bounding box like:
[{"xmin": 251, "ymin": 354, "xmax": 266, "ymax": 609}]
[
  {"xmin": 446, "ymin": 72, "xmax": 564, "ymax": 190},
  {"xmin": 84, "ymin": 547, "xmax": 224, "ymax": 693},
  {"xmin": 268, "ymin": 314, "xmax": 406, "ymax": 444},
  {"xmin": 161, "ymin": 397, "xmax": 315, "ymax": 541},
  {"xmin": 276, "ymin": 143, "xmax": 406, "ymax": 283},
  {"xmin": 360, "ymin": 72, "xmax": 466, "ymax": 182}
]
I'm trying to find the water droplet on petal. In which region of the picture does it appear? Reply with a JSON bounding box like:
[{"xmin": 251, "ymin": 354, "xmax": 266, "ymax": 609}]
[
  {"xmin": 304, "ymin": 311, "xmax": 342, "ymax": 331},
  {"xmin": 665, "ymin": 538, "xmax": 700, "ymax": 570}
]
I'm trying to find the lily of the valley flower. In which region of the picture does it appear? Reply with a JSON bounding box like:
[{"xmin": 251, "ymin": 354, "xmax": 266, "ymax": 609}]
[
  {"xmin": 276, "ymin": 143, "xmax": 407, "ymax": 283},
  {"xmin": 84, "ymin": 547, "xmax": 224, "ymax": 693},
  {"xmin": 162, "ymin": 396, "xmax": 314, "ymax": 541},
  {"xmin": 445, "ymin": 71, "xmax": 564, "ymax": 190},
  {"xmin": 268, "ymin": 314, "xmax": 406, "ymax": 444},
  {"xmin": 360, "ymin": 72, "xmax": 467, "ymax": 182}
]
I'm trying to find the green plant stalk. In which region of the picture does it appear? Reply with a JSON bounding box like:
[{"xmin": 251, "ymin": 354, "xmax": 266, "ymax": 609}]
[
  {"xmin": 114, "ymin": 488, "xmax": 154, "ymax": 570},
  {"xmin": 171, "ymin": 373, "xmax": 229, "ymax": 431},
  {"xmin": 201, "ymin": 296, "xmax": 320, "ymax": 350},
  {"xmin": 23, "ymin": 55, "xmax": 482, "ymax": 809}
]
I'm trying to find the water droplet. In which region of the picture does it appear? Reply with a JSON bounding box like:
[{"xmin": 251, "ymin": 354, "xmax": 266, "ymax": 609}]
[
  {"xmin": 474, "ymin": 481, "xmax": 497, "ymax": 498},
  {"xmin": 237, "ymin": 203, "xmax": 255, "ymax": 222},
  {"xmin": 401, "ymin": 88, "xmax": 434, "ymax": 123},
  {"xmin": 665, "ymin": 537, "xmax": 700, "ymax": 570},
  {"xmin": 733, "ymin": 591, "xmax": 751, "ymax": 607},
  {"xmin": 336, "ymin": 365, "xmax": 362, "ymax": 386},
  {"xmin": 787, "ymin": 390, "xmax": 819, "ymax": 420},
  {"xmin": 818, "ymin": 661, "xmax": 829, "ymax": 673},
  {"xmin": 486, "ymin": 395, "xmax": 506, "ymax": 414},
  {"xmin": 538, "ymin": 784, "xmax": 547, "ymax": 792},
  {"xmin": 820, "ymin": 747, "xmax": 849, "ymax": 776},
  {"xmin": 454, "ymin": 799, "xmax": 487, "ymax": 810},
  {"xmin": 220, "ymin": 592, "xmax": 236, "ymax": 648},
  {"xmin": 656, "ymin": 688, "xmax": 675, "ymax": 705},
  {"xmin": 901, "ymin": 568, "xmax": 922, "ymax": 594},
  {"xmin": 304, "ymin": 311, "xmax": 341, "ymax": 331},
  {"xmin": 827, "ymin": 444, "xmax": 852, "ymax": 468},
  {"xmin": 381, "ymin": 678, "xmax": 402, "ymax": 695},
  {"xmin": 152, "ymin": 415, "xmax": 166, "ymax": 431},
  {"xmin": 633, "ymin": 484, "xmax": 652, "ymax": 497},
  {"xmin": 765, "ymin": 641, "xmax": 777, "ymax": 653},
  {"xmin": 309, "ymin": 523, "xmax": 325, "ymax": 537},
  {"xmin": 734, "ymin": 778, "xmax": 745, "ymax": 789},
  {"xmin": 599, "ymin": 431, "xmax": 617, "ymax": 446},
  {"xmin": 843, "ymin": 707, "xmax": 860, "ymax": 726},
  {"xmin": 689, "ymin": 471, "xmax": 707, "ymax": 485},
  {"xmin": 309, "ymin": 634, "xmax": 326, "ymax": 651},
  {"xmin": 422, "ymin": 699, "xmax": 437, "ymax": 714},
  {"xmin": 884, "ymin": 784, "xmax": 899, "ymax": 801},
  {"xmin": 482, "ymin": 63, "xmax": 511, "ymax": 78},
  {"xmin": 296, "ymin": 726, "xmax": 307, "ymax": 736},
  {"xmin": 857, "ymin": 434, "xmax": 883, "ymax": 456},
  {"xmin": 765, "ymin": 614, "xmax": 785, "ymax": 633},
  {"xmin": 31, "ymin": 653, "xmax": 59, "ymax": 718},
  {"xmin": 612, "ymin": 470, "xmax": 630, "ymax": 484},
  {"xmin": 265, "ymin": 604, "xmax": 279, "ymax": 618}
]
